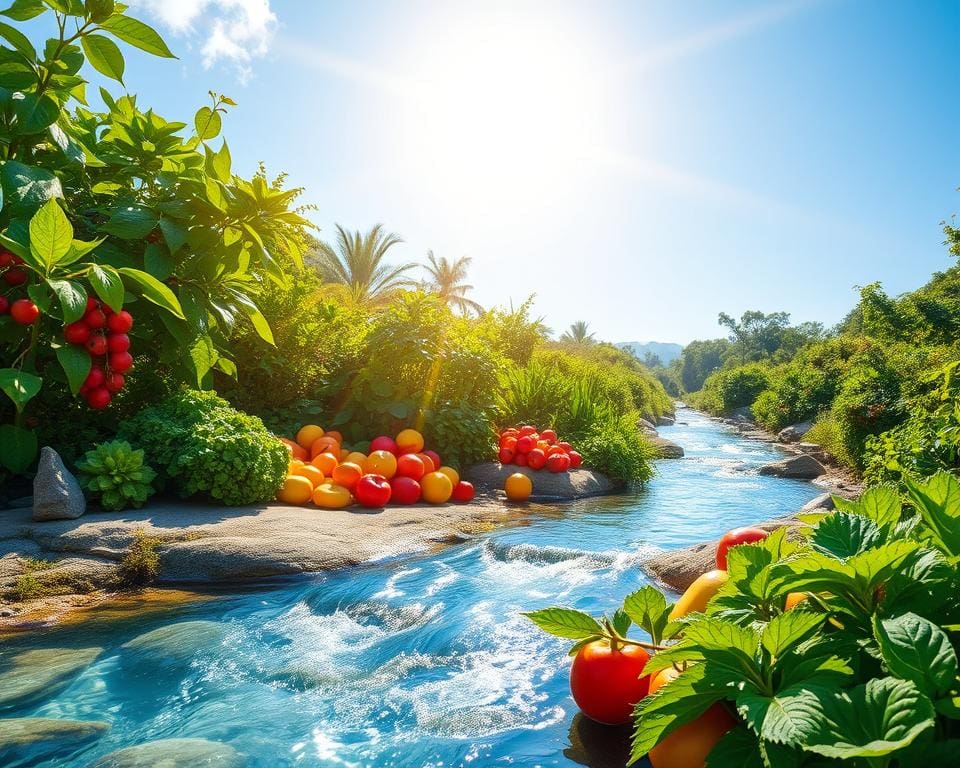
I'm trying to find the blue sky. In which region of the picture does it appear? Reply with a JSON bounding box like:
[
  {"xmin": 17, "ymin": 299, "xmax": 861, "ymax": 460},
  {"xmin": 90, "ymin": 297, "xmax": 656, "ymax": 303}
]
[{"xmin": 77, "ymin": 1, "xmax": 960, "ymax": 343}]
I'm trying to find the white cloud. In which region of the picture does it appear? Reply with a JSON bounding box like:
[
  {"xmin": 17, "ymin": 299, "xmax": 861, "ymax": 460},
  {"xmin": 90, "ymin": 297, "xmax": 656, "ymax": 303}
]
[{"xmin": 128, "ymin": 0, "xmax": 277, "ymax": 81}]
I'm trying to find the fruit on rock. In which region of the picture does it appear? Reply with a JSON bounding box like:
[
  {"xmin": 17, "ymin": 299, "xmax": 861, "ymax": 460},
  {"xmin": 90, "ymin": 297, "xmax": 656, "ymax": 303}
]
[
  {"xmin": 332, "ymin": 462, "xmax": 363, "ymax": 492},
  {"xmin": 10, "ymin": 299, "xmax": 39, "ymax": 325},
  {"xmin": 668, "ymin": 569, "xmax": 730, "ymax": 621},
  {"xmin": 296, "ymin": 424, "xmax": 325, "ymax": 450},
  {"xmin": 280, "ymin": 438, "xmax": 308, "ymax": 461},
  {"xmin": 416, "ymin": 452, "xmax": 436, "ymax": 474},
  {"xmin": 437, "ymin": 465, "xmax": 459, "ymax": 487},
  {"xmin": 519, "ymin": 425, "xmax": 537, "ymax": 437},
  {"xmin": 423, "ymin": 450, "xmax": 442, "ymax": 471},
  {"xmin": 526, "ymin": 448, "xmax": 547, "ymax": 470},
  {"xmin": 396, "ymin": 453, "xmax": 426, "ymax": 481},
  {"xmin": 546, "ymin": 453, "xmax": 571, "ymax": 473},
  {"xmin": 505, "ymin": 472, "xmax": 533, "ymax": 501},
  {"xmin": 516, "ymin": 435, "xmax": 536, "ymax": 454},
  {"xmin": 277, "ymin": 475, "xmax": 314, "ymax": 505},
  {"xmin": 498, "ymin": 447, "xmax": 516, "ymax": 464},
  {"xmin": 390, "ymin": 476, "xmax": 422, "ymax": 504},
  {"xmin": 569, "ymin": 639, "xmax": 650, "ymax": 725},
  {"xmin": 396, "ymin": 428, "xmax": 425, "ymax": 454},
  {"xmin": 293, "ymin": 464, "xmax": 325, "ymax": 488},
  {"xmin": 370, "ymin": 435, "xmax": 398, "ymax": 455},
  {"xmin": 311, "ymin": 451, "xmax": 339, "ymax": 476},
  {"xmin": 568, "ymin": 451, "xmax": 583, "ymax": 469},
  {"xmin": 514, "ymin": 453, "xmax": 528, "ymax": 467},
  {"xmin": 715, "ymin": 527, "xmax": 769, "ymax": 569},
  {"xmin": 498, "ymin": 426, "xmax": 581, "ymax": 473},
  {"xmin": 355, "ymin": 473, "xmax": 392, "ymax": 507},
  {"xmin": 313, "ymin": 482, "xmax": 353, "ymax": 509},
  {"xmin": 421, "ymin": 471, "xmax": 453, "ymax": 504},
  {"xmin": 364, "ymin": 450, "xmax": 398, "ymax": 479},
  {"xmin": 452, "ymin": 480, "xmax": 475, "ymax": 502}
]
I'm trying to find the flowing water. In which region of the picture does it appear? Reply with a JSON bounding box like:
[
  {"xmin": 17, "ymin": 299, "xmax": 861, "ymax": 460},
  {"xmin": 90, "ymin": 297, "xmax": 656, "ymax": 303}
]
[{"xmin": 2, "ymin": 411, "xmax": 822, "ymax": 767}]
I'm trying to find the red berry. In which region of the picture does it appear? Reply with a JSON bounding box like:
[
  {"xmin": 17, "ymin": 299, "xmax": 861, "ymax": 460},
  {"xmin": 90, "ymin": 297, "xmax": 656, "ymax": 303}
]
[
  {"xmin": 108, "ymin": 351, "xmax": 133, "ymax": 373},
  {"xmin": 0, "ymin": 296, "xmax": 8, "ymax": 314},
  {"xmin": 105, "ymin": 372, "xmax": 125, "ymax": 393},
  {"xmin": 107, "ymin": 333, "xmax": 130, "ymax": 353},
  {"xmin": 107, "ymin": 310, "xmax": 133, "ymax": 333},
  {"xmin": 84, "ymin": 309, "xmax": 107, "ymax": 329},
  {"xmin": 86, "ymin": 296, "xmax": 99, "ymax": 312},
  {"xmin": 64, "ymin": 321, "xmax": 91, "ymax": 345},
  {"xmin": 85, "ymin": 387, "xmax": 111, "ymax": 409},
  {"xmin": 84, "ymin": 367, "xmax": 105, "ymax": 389},
  {"xmin": 10, "ymin": 299, "xmax": 39, "ymax": 325},
  {"xmin": 3, "ymin": 267, "xmax": 27, "ymax": 286},
  {"xmin": 0, "ymin": 251, "xmax": 14, "ymax": 267},
  {"xmin": 85, "ymin": 334, "xmax": 108, "ymax": 356}
]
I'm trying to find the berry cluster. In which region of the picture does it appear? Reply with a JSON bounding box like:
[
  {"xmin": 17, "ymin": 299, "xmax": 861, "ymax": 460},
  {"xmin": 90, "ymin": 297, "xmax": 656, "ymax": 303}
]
[
  {"xmin": 65, "ymin": 297, "xmax": 134, "ymax": 410},
  {"xmin": 0, "ymin": 249, "xmax": 40, "ymax": 325}
]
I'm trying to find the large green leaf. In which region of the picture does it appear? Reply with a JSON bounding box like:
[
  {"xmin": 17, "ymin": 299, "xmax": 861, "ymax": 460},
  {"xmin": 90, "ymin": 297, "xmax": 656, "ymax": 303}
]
[
  {"xmin": 874, "ymin": 612, "xmax": 958, "ymax": 699},
  {"xmin": 187, "ymin": 334, "xmax": 217, "ymax": 387},
  {"xmin": 12, "ymin": 91, "xmax": 58, "ymax": 134},
  {"xmin": 622, "ymin": 585, "xmax": 671, "ymax": 646},
  {"xmin": 705, "ymin": 727, "xmax": 766, "ymax": 768},
  {"xmin": 100, "ymin": 14, "xmax": 175, "ymax": 58},
  {"xmin": 233, "ymin": 294, "xmax": 275, "ymax": 345},
  {"xmin": 0, "ymin": 160, "xmax": 62, "ymax": 214},
  {"xmin": 761, "ymin": 612, "xmax": 824, "ymax": 658},
  {"xmin": 905, "ymin": 472, "xmax": 960, "ymax": 557},
  {"xmin": 100, "ymin": 205, "xmax": 157, "ymax": 239},
  {"xmin": 47, "ymin": 278, "xmax": 86, "ymax": 323},
  {"xmin": 55, "ymin": 343, "xmax": 91, "ymax": 395},
  {"xmin": 1, "ymin": 0, "xmax": 47, "ymax": 22},
  {"xmin": 194, "ymin": 105, "xmax": 221, "ymax": 140},
  {"xmin": 87, "ymin": 263, "xmax": 124, "ymax": 311},
  {"xmin": 0, "ymin": 368, "xmax": 41, "ymax": 411},
  {"xmin": 0, "ymin": 49, "xmax": 37, "ymax": 88},
  {"xmin": 736, "ymin": 685, "xmax": 825, "ymax": 746},
  {"xmin": 81, "ymin": 33, "xmax": 124, "ymax": 83},
  {"xmin": 117, "ymin": 267, "xmax": 184, "ymax": 318},
  {"xmin": 85, "ymin": 0, "xmax": 114, "ymax": 23},
  {"xmin": 811, "ymin": 513, "xmax": 883, "ymax": 559},
  {"xmin": 0, "ymin": 19, "xmax": 35, "ymax": 58},
  {"xmin": 29, "ymin": 198, "xmax": 73, "ymax": 270},
  {"xmin": 522, "ymin": 607, "xmax": 603, "ymax": 639},
  {"xmin": 833, "ymin": 485, "xmax": 901, "ymax": 529},
  {"xmin": 0, "ymin": 423, "xmax": 37, "ymax": 472}
]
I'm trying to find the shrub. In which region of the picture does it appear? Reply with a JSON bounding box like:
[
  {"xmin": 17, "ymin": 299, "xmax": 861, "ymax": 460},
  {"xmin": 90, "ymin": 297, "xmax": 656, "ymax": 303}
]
[
  {"xmin": 115, "ymin": 530, "xmax": 162, "ymax": 588},
  {"xmin": 577, "ymin": 415, "xmax": 655, "ymax": 484},
  {"xmin": 693, "ymin": 364, "xmax": 770, "ymax": 415},
  {"xmin": 119, "ymin": 390, "xmax": 288, "ymax": 505},
  {"xmin": 76, "ymin": 441, "xmax": 157, "ymax": 511}
]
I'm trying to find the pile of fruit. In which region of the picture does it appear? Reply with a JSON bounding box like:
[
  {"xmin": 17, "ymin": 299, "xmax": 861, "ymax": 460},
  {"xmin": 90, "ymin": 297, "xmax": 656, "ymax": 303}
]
[
  {"xmin": 497, "ymin": 425, "xmax": 582, "ymax": 472},
  {"xmin": 275, "ymin": 425, "xmax": 475, "ymax": 509}
]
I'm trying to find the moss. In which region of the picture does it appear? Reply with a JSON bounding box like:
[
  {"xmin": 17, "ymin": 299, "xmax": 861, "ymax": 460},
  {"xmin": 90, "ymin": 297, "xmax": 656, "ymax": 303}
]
[{"xmin": 114, "ymin": 530, "xmax": 161, "ymax": 588}]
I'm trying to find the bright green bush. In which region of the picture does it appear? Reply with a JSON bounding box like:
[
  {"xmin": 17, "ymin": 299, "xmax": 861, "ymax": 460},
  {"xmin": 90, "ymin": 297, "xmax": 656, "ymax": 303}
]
[
  {"xmin": 119, "ymin": 390, "xmax": 288, "ymax": 505},
  {"xmin": 76, "ymin": 441, "xmax": 157, "ymax": 511},
  {"xmin": 577, "ymin": 415, "xmax": 655, "ymax": 484},
  {"xmin": 692, "ymin": 363, "xmax": 770, "ymax": 415}
]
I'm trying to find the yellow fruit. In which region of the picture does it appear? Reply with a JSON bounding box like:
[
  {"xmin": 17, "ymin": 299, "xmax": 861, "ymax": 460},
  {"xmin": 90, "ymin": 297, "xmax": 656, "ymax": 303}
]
[
  {"xmin": 346, "ymin": 451, "xmax": 368, "ymax": 466},
  {"xmin": 668, "ymin": 570, "xmax": 729, "ymax": 621},
  {"xmin": 311, "ymin": 451, "xmax": 339, "ymax": 476},
  {"xmin": 277, "ymin": 475, "xmax": 313, "ymax": 505},
  {"xmin": 364, "ymin": 450, "xmax": 398, "ymax": 479},
  {"xmin": 421, "ymin": 471, "xmax": 453, "ymax": 503},
  {"xmin": 396, "ymin": 428, "xmax": 425, "ymax": 454},
  {"xmin": 312, "ymin": 482, "xmax": 353, "ymax": 509},
  {"xmin": 505, "ymin": 472, "xmax": 533, "ymax": 501},
  {"xmin": 293, "ymin": 464, "xmax": 325, "ymax": 488},
  {"xmin": 339, "ymin": 447, "xmax": 351, "ymax": 462},
  {"xmin": 332, "ymin": 462, "xmax": 363, "ymax": 492},
  {"xmin": 785, "ymin": 592, "xmax": 809, "ymax": 611},
  {"xmin": 437, "ymin": 465, "xmax": 459, "ymax": 487},
  {"xmin": 296, "ymin": 424, "xmax": 324, "ymax": 450}
]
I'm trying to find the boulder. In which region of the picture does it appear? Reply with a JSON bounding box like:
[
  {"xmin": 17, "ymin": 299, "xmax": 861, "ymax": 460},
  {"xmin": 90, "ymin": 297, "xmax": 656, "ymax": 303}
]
[
  {"xmin": 655, "ymin": 414, "xmax": 676, "ymax": 427},
  {"xmin": 0, "ymin": 647, "xmax": 102, "ymax": 711},
  {"xmin": 121, "ymin": 620, "xmax": 227, "ymax": 670},
  {"xmin": 0, "ymin": 717, "xmax": 109, "ymax": 763},
  {"xmin": 797, "ymin": 442, "xmax": 822, "ymax": 453},
  {"xmin": 648, "ymin": 436, "xmax": 684, "ymax": 459},
  {"xmin": 89, "ymin": 738, "xmax": 245, "ymax": 768},
  {"xmin": 800, "ymin": 493, "xmax": 836, "ymax": 513},
  {"xmin": 731, "ymin": 406, "xmax": 754, "ymax": 421},
  {"xmin": 463, "ymin": 463, "xmax": 618, "ymax": 500},
  {"xmin": 777, "ymin": 422, "xmax": 813, "ymax": 443},
  {"xmin": 757, "ymin": 454, "xmax": 826, "ymax": 479},
  {"xmin": 638, "ymin": 418, "xmax": 658, "ymax": 434},
  {"xmin": 32, "ymin": 447, "xmax": 85, "ymax": 521}
]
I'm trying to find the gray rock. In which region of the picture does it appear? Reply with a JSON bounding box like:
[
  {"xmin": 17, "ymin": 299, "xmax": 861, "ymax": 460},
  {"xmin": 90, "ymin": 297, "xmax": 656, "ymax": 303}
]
[
  {"xmin": 89, "ymin": 738, "xmax": 245, "ymax": 768},
  {"xmin": 33, "ymin": 448, "xmax": 85, "ymax": 521},
  {"xmin": 800, "ymin": 493, "xmax": 836, "ymax": 513},
  {"xmin": 638, "ymin": 418, "xmax": 658, "ymax": 434},
  {"xmin": 463, "ymin": 463, "xmax": 617, "ymax": 500},
  {"xmin": 656, "ymin": 414, "xmax": 676, "ymax": 426},
  {"xmin": 648, "ymin": 436, "xmax": 684, "ymax": 459},
  {"xmin": 777, "ymin": 422, "xmax": 813, "ymax": 443},
  {"xmin": 122, "ymin": 620, "xmax": 227, "ymax": 669},
  {"xmin": 0, "ymin": 647, "xmax": 102, "ymax": 711},
  {"xmin": 731, "ymin": 406, "xmax": 754, "ymax": 421},
  {"xmin": 757, "ymin": 454, "xmax": 826, "ymax": 479},
  {"xmin": 0, "ymin": 717, "xmax": 109, "ymax": 763}
]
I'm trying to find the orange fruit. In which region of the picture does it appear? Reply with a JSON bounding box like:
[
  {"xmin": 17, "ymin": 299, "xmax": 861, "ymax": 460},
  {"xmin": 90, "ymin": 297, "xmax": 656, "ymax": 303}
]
[
  {"xmin": 785, "ymin": 592, "xmax": 809, "ymax": 610},
  {"xmin": 311, "ymin": 451, "xmax": 339, "ymax": 476},
  {"xmin": 396, "ymin": 428, "xmax": 425, "ymax": 454},
  {"xmin": 332, "ymin": 462, "xmax": 363, "ymax": 492},
  {"xmin": 346, "ymin": 451, "xmax": 368, "ymax": 466},
  {"xmin": 296, "ymin": 424, "xmax": 325, "ymax": 450},
  {"xmin": 277, "ymin": 475, "xmax": 313, "ymax": 505},
  {"xmin": 293, "ymin": 464, "xmax": 325, "ymax": 488},
  {"xmin": 505, "ymin": 472, "xmax": 532, "ymax": 501},
  {"xmin": 396, "ymin": 453, "xmax": 426, "ymax": 481},
  {"xmin": 310, "ymin": 435, "xmax": 340, "ymax": 459},
  {"xmin": 312, "ymin": 482, "xmax": 353, "ymax": 509},
  {"xmin": 364, "ymin": 450, "xmax": 398, "ymax": 479},
  {"xmin": 416, "ymin": 452, "xmax": 436, "ymax": 474},
  {"xmin": 421, "ymin": 471, "xmax": 453, "ymax": 503},
  {"xmin": 339, "ymin": 447, "xmax": 352, "ymax": 462},
  {"xmin": 280, "ymin": 438, "xmax": 308, "ymax": 461},
  {"xmin": 324, "ymin": 430, "xmax": 343, "ymax": 445},
  {"xmin": 437, "ymin": 465, "xmax": 459, "ymax": 487}
]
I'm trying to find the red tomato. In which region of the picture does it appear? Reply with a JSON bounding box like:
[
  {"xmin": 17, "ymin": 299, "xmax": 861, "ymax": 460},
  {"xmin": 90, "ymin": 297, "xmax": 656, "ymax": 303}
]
[
  {"xmin": 389, "ymin": 476, "xmax": 421, "ymax": 504},
  {"xmin": 499, "ymin": 434, "xmax": 518, "ymax": 450},
  {"xmin": 540, "ymin": 428, "xmax": 558, "ymax": 443},
  {"xmin": 498, "ymin": 447, "xmax": 516, "ymax": 464},
  {"xmin": 568, "ymin": 450, "xmax": 583, "ymax": 469},
  {"xmin": 570, "ymin": 640, "xmax": 650, "ymax": 725},
  {"xmin": 10, "ymin": 299, "xmax": 39, "ymax": 325},
  {"xmin": 423, "ymin": 450, "xmax": 441, "ymax": 471},
  {"xmin": 546, "ymin": 453, "xmax": 571, "ymax": 473},
  {"xmin": 547, "ymin": 445, "xmax": 568, "ymax": 457},
  {"xmin": 451, "ymin": 481, "xmax": 475, "ymax": 502},
  {"xmin": 370, "ymin": 435, "xmax": 399, "ymax": 455},
  {"xmin": 558, "ymin": 441, "xmax": 573, "ymax": 453},
  {"xmin": 516, "ymin": 435, "xmax": 536, "ymax": 454},
  {"xmin": 105, "ymin": 372, "xmax": 125, "ymax": 393},
  {"xmin": 716, "ymin": 527, "xmax": 769, "ymax": 569},
  {"xmin": 84, "ymin": 367, "xmax": 105, "ymax": 389},
  {"xmin": 501, "ymin": 428, "xmax": 519, "ymax": 439},
  {"xmin": 519, "ymin": 425, "xmax": 537, "ymax": 437},
  {"xmin": 85, "ymin": 387, "xmax": 111, "ymax": 410},
  {"xmin": 396, "ymin": 453, "xmax": 426, "ymax": 481},
  {"xmin": 84, "ymin": 308, "xmax": 107, "ymax": 329},
  {"xmin": 514, "ymin": 452, "xmax": 528, "ymax": 467},
  {"xmin": 355, "ymin": 474, "xmax": 392, "ymax": 508},
  {"xmin": 526, "ymin": 448, "xmax": 547, "ymax": 470}
]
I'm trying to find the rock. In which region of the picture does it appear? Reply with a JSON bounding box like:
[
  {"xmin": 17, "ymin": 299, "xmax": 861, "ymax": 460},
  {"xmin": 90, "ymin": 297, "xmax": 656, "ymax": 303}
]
[
  {"xmin": 121, "ymin": 620, "xmax": 227, "ymax": 669},
  {"xmin": 89, "ymin": 738, "xmax": 245, "ymax": 768},
  {"xmin": 731, "ymin": 406, "xmax": 754, "ymax": 421},
  {"xmin": 777, "ymin": 422, "xmax": 813, "ymax": 443},
  {"xmin": 0, "ymin": 717, "xmax": 109, "ymax": 763},
  {"xmin": 800, "ymin": 493, "xmax": 836, "ymax": 513},
  {"xmin": 656, "ymin": 414, "xmax": 676, "ymax": 426},
  {"xmin": 648, "ymin": 436, "xmax": 684, "ymax": 459},
  {"xmin": 463, "ymin": 463, "xmax": 618, "ymax": 500},
  {"xmin": 0, "ymin": 647, "xmax": 101, "ymax": 711},
  {"xmin": 758, "ymin": 454, "xmax": 827, "ymax": 479},
  {"xmin": 638, "ymin": 418, "xmax": 658, "ymax": 434},
  {"xmin": 32, "ymin": 448, "xmax": 85, "ymax": 521}
]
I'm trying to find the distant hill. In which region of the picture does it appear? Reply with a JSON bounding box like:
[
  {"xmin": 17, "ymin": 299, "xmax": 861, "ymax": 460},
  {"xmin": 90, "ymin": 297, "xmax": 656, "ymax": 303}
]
[{"xmin": 616, "ymin": 341, "xmax": 684, "ymax": 366}]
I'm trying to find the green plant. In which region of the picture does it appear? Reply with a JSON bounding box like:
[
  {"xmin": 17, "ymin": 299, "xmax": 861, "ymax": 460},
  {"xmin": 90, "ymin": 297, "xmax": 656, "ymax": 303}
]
[
  {"xmin": 119, "ymin": 389, "xmax": 288, "ymax": 505},
  {"xmin": 114, "ymin": 529, "xmax": 161, "ymax": 587},
  {"xmin": 76, "ymin": 439, "xmax": 156, "ymax": 510},
  {"xmin": 692, "ymin": 363, "xmax": 770, "ymax": 415}
]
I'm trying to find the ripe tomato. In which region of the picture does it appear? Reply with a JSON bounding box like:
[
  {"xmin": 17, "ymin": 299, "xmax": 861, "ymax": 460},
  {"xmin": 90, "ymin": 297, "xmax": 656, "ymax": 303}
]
[
  {"xmin": 355, "ymin": 473, "xmax": 392, "ymax": 508},
  {"xmin": 451, "ymin": 480, "xmax": 475, "ymax": 502},
  {"xmin": 389, "ymin": 476, "xmax": 421, "ymax": 504},
  {"xmin": 546, "ymin": 453, "xmax": 571, "ymax": 473},
  {"xmin": 364, "ymin": 450, "xmax": 398, "ymax": 479},
  {"xmin": 648, "ymin": 703, "xmax": 735, "ymax": 768},
  {"xmin": 498, "ymin": 446, "xmax": 516, "ymax": 464},
  {"xmin": 516, "ymin": 435, "xmax": 536, "ymax": 454},
  {"xmin": 85, "ymin": 386, "xmax": 112, "ymax": 410},
  {"xmin": 547, "ymin": 445, "xmax": 568, "ymax": 457},
  {"xmin": 395, "ymin": 428, "xmax": 425, "ymax": 454},
  {"xmin": 504, "ymin": 472, "xmax": 532, "ymax": 501},
  {"xmin": 370, "ymin": 435, "xmax": 399, "ymax": 455},
  {"xmin": 500, "ymin": 428, "xmax": 519, "ymax": 439},
  {"xmin": 558, "ymin": 441, "xmax": 573, "ymax": 453},
  {"xmin": 421, "ymin": 471, "xmax": 453, "ymax": 503},
  {"xmin": 105, "ymin": 372, "xmax": 125, "ymax": 393},
  {"xmin": 10, "ymin": 299, "xmax": 39, "ymax": 325},
  {"xmin": 396, "ymin": 453, "xmax": 426, "ymax": 481},
  {"xmin": 84, "ymin": 308, "xmax": 107, "ymax": 329},
  {"xmin": 107, "ymin": 333, "xmax": 131, "ymax": 353},
  {"xmin": 499, "ymin": 434, "xmax": 518, "ymax": 450},
  {"xmin": 514, "ymin": 452, "xmax": 529, "ymax": 467},
  {"xmin": 540, "ymin": 428, "xmax": 558, "ymax": 443},
  {"xmin": 716, "ymin": 527, "xmax": 769, "ymax": 569},
  {"xmin": 107, "ymin": 309, "xmax": 133, "ymax": 333},
  {"xmin": 526, "ymin": 448, "xmax": 547, "ymax": 470},
  {"xmin": 416, "ymin": 452, "xmax": 436, "ymax": 474},
  {"xmin": 423, "ymin": 450, "xmax": 441, "ymax": 470},
  {"xmin": 570, "ymin": 639, "xmax": 650, "ymax": 725},
  {"xmin": 568, "ymin": 450, "xmax": 583, "ymax": 469},
  {"xmin": 668, "ymin": 570, "xmax": 729, "ymax": 621},
  {"xmin": 64, "ymin": 321, "xmax": 90, "ymax": 344},
  {"xmin": 84, "ymin": 367, "xmax": 106, "ymax": 390},
  {"xmin": 518, "ymin": 425, "xmax": 537, "ymax": 437}
]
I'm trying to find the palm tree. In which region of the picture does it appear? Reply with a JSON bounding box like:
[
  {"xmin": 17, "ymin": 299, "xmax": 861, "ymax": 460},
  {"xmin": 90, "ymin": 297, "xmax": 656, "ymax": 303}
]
[
  {"xmin": 423, "ymin": 251, "xmax": 484, "ymax": 315},
  {"xmin": 311, "ymin": 224, "xmax": 417, "ymax": 306},
  {"xmin": 560, "ymin": 320, "xmax": 595, "ymax": 344}
]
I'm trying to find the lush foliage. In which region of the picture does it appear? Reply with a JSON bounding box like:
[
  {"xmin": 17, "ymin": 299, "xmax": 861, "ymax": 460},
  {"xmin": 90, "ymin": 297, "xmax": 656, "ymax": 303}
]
[
  {"xmin": 75, "ymin": 438, "xmax": 155, "ymax": 510},
  {"xmin": 691, "ymin": 364, "xmax": 770, "ymax": 415},
  {"xmin": 119, "ymin": 389, "xmax": 288, "ymax": 505}
]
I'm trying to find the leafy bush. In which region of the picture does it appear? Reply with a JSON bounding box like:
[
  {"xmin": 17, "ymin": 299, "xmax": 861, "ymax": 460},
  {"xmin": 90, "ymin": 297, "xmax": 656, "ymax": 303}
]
[
  {"xmin": 577, "ymin": 415, "xmax": 655, "ymax": 484},
  {"xmin": 119, "ymin": 390, "xmax": 288, "ymax": 505},
  {"xmin": 115, "ymin": 530, "xmax": 161, "ymax": 587},
  {"xmin": 76, "ymin": 440, "xmax": 157, "ymax": 511},
  {"xmin": 692, "ymin": 364, "xmax": 770, "ymax": 415}
]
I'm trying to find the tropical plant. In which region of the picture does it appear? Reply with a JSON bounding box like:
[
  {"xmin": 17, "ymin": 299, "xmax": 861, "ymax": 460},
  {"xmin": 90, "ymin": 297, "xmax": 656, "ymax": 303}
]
[
  {"xmin": 560, "ymin": 320, "xmax": 595, "ymax": 344},
  {"xmin": 310, "ymin": 223, "xmax": 415, "ymax": 306},
  {"xmin": 423, "ymin": 250, "xmax": 483, "ymax": 315},
  {"xmin": 76, "ymin": 440, "xmax": 156, "ymax": 511}
]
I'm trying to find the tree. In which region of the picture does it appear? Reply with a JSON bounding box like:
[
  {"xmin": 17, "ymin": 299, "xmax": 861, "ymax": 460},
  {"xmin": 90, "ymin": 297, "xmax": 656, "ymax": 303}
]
[
  {"xmin": 677, "ymin": 339, "xmax": 732, "ymax": 392},
  {"xmin": 423, "ymin": 251, "xmax": 484, "ymax": 315},
  {"xmin": 718, "ymin": 310, "xmax": 791, "ymax": 363},
  {"xmin": 311, "ymin": 224, "xmax": 416, "ymax": 306},
  {"xmin": 642, "ymin": 351, "xmax": 664, "ymax": 369},
  {"xmin": 560, "ymin": 321, "xmax": 595, "ymax": 344}
]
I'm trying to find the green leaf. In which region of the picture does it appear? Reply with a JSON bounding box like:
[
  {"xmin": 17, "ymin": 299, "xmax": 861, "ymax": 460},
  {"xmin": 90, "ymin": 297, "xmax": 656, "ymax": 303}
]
[
  {"xmin": 523, "ymin": 607, "xmax": 603, "ymax": 639},
  {"xmin": 85, "ymin": 0, "xmax": 114, "ymax": 22},
  {"xmin": 143, "ymin": 242, "xmax": 173, "ymax": 280},
  {"xmin": 803, "ymin": 678, "xmax": 935, "ymax": 760},
  {"xmin": 55, "ymin": 343, "xmax": 91, "ymax": 395},
  {"xmin": 612, "ymin": 608, "xmax": 632, "ymax": 637},
  {"xmin": 0, "ymin": 368, "xmax": 41, "ymax": 411},
  {"xmin": 187, "ymin": 334, "xmax": 217, "ymax": 387},
  {"xmin": 100, "ymin": 14, "xmax": 175, "ymax": 58},
  {"xmin": 874, "ymin": 612, "xmax": 958, "ymax": 698},
  {"xmin": 12, "ymin": 92, "xmax": 58, "ymax": 134},
  {"xmin": 762, "ymin": 612, "xmax": 824, "ymax": 658},
  {"xmin": 736, "ymin": 685, "xmax": 825, "ymax": 746},
  {"xmin": 47, "ymin": 278, "xmax": 87, "ymax": 323},
  {"xmin": 0, "ymin": 423, "xmax": 37, "ymax": 472},
  {"xmin": 705, "ymin": 727, "xmax": 765, "ymax": 768},
  {"xmin": 194, "ymin": 105, "xmax": 221, "ymax": 140},
  {"xmin": 1, "ymin": 0, "xmax": 46, "ymax": 22},
  {"xmin": 213, "ymin": 139, "xmax": 230, "ymax": 180},
  {"xmin": 234, "ymin": 294, "xmax": 274, "ymax": 345},
  {"xmin": 810, "ymin": 513, "xmax": 883, "ymax": 559},
  {"xmin": 904, "ymin": 471, "xmax": 960, "ymax": 557},
  {"xmin": 203, "ymin": 175, "xmax": 227, "ymax": 211},
  {"xmin": 622, "ymin": 585, "xmax": 670, "ymax": 646},
  {"xmin": 0, "ymin": 19, "xmax": 35, "ymax": 58},
  {"xmin": 87, "ymin": 263, "xmax": 124, "ymax": 311},
  {"xmin": 386, "ymin": 401, "xmax": 410, "ymax": 419},
  {"xmin": 0, "ymin": 51, "xmax": 38, "ymax": 88},
  {"xmin": 833, "ymin": 485, "xmax": 901, "ymax": 529},
  {"xmin": 117, "ymin": 266, "xmax": 184, "ymax": 318},
  {"xmin": 28, "ymin": 198, "xmax": 73, "ymax": 270},
  {"xmin": 1, "ymin": 160, "xmax": 63, "ymax": 215},
  {"xmin": 157, "ymin": 216, "xmax": 186, "ymax": 253},
  {"xmin": 100, "ymin": 205, "xmax": 158, "ymax": 239},
  {"xmin": 81, "ymin": 33, "xmax": 124, "ymax": 83}
]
